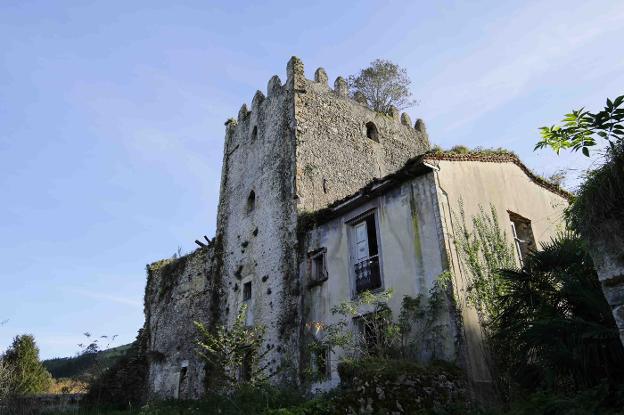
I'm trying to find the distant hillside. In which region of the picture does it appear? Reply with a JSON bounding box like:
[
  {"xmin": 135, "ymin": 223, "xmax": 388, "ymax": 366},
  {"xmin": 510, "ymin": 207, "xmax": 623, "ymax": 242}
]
[{"xmin": 43, "ymin": 343, "xmax": 131, "ymax": 379}]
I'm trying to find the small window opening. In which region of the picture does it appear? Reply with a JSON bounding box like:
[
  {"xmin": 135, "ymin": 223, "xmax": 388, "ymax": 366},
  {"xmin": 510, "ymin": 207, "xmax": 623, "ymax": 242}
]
[
  {"xmin": 240, "ymin": 351, "xmax": 252, "ymax": 382},
  {"xmin": 365, "ymin": 122, "xmax": 379, "ymax": 142},
  {"xmin": 251, "ymin": 126, "xmax": 258, "ymax": 141},
  {"xmin": 243, "ymin": 281, "xmax": 252, "ymax": 302},
  {"xmin": 311, "ymin": 252, "xmax": 327, "ymax": 282},
  {"xmin": 177, "ymin": 367, "xmax": 187, "ymax": 399},
  {"xmin": 509, "ymin": 212, "xmax": 536, "ymax": 266},
  {"xmin": 247, "ymin": 191, "xmax": 256, "ymax": 213},
  {"xmin": 352, "ymin": 213, "xmax": 381, "ymax": 294},
  {"xmin": 356, "ymin": 311, "xmax": 389, "ymax": 357},
  {"xmin": 313, "ymin": 347, "xmax": 331, "ymax": 380}
]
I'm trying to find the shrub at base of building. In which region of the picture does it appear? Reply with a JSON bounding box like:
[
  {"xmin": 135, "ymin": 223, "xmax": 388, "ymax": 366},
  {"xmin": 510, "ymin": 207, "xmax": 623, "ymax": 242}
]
[{"xmin": 331, "ymin": 358, "xmax": 468, "ymax": 414}]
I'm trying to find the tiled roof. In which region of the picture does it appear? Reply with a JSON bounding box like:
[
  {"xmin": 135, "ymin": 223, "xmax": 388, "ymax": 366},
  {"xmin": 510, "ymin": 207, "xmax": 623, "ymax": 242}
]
[{"xmin": 304, "ymin": 150, "xmax": 572, "ymax": 226}]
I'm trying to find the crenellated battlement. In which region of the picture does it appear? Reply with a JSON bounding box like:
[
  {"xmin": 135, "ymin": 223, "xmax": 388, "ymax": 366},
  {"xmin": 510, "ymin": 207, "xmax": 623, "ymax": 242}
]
[
  {"xmin": 224, "ymin": 57, "xmax": 429, "ymax": 143},
  {"xmin": 220, "ymin": 56, "xmax": 430, "ymax": 213}
]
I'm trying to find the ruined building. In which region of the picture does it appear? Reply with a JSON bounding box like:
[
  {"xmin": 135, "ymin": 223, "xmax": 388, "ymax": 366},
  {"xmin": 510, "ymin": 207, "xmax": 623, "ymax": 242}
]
[{"xmin": 143, "ymin": 57, "xmax": 569, "ymax": 400}]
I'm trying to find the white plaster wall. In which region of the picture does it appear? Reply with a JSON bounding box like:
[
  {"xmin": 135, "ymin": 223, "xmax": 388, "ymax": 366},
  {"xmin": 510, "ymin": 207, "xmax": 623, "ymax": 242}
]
[
  {"xmin": 432, "ymin": 159, "xmax": 568, "ymax": 387},
  {"xmin": 303, "ymin": 174, "xmax": 456, "ymax": 390}
]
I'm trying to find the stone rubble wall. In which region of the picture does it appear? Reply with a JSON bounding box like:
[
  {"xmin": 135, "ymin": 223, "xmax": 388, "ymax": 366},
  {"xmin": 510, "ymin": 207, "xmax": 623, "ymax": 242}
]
[
  {"xmin": 145, "ymin": 246, "xmax": 216, "ymax": 400},
  {"xmin": 292, "ymin": 60, "xmax": 430, "ymax": 212},
  {"xmin": 215, "ymin": 58, "xmax": 299, "ymax": 383},
  {"xmin": 588, "ymin": 225, "xmax": 624, "ymax": 347}
]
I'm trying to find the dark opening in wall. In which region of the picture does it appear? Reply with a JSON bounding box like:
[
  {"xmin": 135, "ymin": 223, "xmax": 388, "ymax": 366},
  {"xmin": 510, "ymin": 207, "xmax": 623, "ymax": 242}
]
[
  {"xmin": 351, "ymin": 212, "xmax": 381, "ymax": 294},
  {"xmin": 247, "ymin": 191, "xmax": 256, "ymax": 213},
  {"xmin": 243, "ymin": 281, "xmax": 252, "ymax": 301},
  {"xmin": 313, "ymin": 346, "xmax": 331, "ymax": 380},
  {"xmin": 177, "ymin": 366, "xmax": 188, "ymax": 399},
  {"xmin": 366, "ymin": 122, "xmax": 379, "ymax": 142},
  {"xmin": 251, "ymin": 126, "xmax": 258, "ymax": 141},
  {"xmin": 240, "ymin": 352, "xmax": 252, "ymax": 382},
  {"xmin": 509, "ymin": 211, "xmax": 536, "ymax": 265}
]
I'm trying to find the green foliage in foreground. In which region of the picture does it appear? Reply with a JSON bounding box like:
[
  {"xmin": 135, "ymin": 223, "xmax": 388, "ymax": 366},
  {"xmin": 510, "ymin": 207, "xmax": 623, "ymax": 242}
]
[
  {"xmin": 81, "ymin": 329, "xmax": 148, "ymax": 409},
  {"xmin": 45, "ymin": 384, "xmax": 624, "ymax": 415},
  {"xmin": 453, "ymin": 202, "xmax": 516, "ymax": 321},
  {"xmin": 536, "ymin": 94, "xmax": 624, "ymax": 157},
  {"xmin": 2, "ymin": 334, "xmax": 52, "ymax": 395},
  {"xmin": 195, "ymin": 304, "xmax": 271, "ymax": 390},
  {"xmin": 535, "ymin": 95, "xmax": 624, "ymax": 241},
  {"xmin": 567, "ymin": 141, "xmax": 624, "ymax": 240},
  {"xmin": 492, "ymin": 234, "xmax": 624, "ymax": 391}
]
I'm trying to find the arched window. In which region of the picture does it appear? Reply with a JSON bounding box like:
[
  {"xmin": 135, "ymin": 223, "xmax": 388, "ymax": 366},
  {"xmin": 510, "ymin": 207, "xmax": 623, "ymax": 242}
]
[
  {"xmin": 247, "ymin": 190, "xmax": 256, "ymax": 213},
  {"xmin": 366, "ymin": 122, "xmax": 379, "ymax": 142},
  {"xmin": 251, "ymin": 126, "xmax": 258, "ymax": 141}
]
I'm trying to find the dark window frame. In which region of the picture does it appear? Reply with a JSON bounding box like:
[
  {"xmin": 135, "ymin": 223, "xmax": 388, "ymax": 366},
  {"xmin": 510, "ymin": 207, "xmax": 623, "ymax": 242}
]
[
  {"xmin": 347, "ymin": 210, "xmax": 383, "ymax": 296},
  {"xmin": 243, "ymin": 281, "xmax": 252, "ymax": 302},
  {"xmin": 246, "ymin": 190, "xmax": 256, "ymax": 213},
  {"xmin": 308, "ymin": 247, "xmax": 328, "ymax": 283},
  {"xmin": 508, "ymin": 211, "xmax": 536, "ymax": 265},
  {"xmin": 365, "ymin": 121, "xmax": 379, "ymax": 142}
]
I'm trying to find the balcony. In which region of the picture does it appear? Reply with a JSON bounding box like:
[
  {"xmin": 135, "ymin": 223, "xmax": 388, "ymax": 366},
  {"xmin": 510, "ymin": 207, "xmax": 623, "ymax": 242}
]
[{"xmin": 354, "ymin": 255, "xmax": 381, "ymax": 294}]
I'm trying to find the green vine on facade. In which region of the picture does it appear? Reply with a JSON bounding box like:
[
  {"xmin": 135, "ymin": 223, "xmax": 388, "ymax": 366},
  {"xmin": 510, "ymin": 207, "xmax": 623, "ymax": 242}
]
[
  {"xmin": 195, "ymin": 305, "xmax": 272, "ymax": 391},
  {"xmin": 452, "ymin": 201, "xmax": 516, "ymax": 323}
]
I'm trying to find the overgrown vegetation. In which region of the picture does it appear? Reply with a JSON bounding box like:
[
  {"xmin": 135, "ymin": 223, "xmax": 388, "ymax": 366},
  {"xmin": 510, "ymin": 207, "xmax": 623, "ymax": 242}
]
[
  {"xmin": 452, "ymin": 201, "xmax": 624, "ymax": 410},
  {"xmin": 82, "ymin": 329, "xmax": 148, "ymax": 409},
  {"xmin": 347, "ymin": 59, "xmax": 417, "ymax": 112},
  {"xmin": 431, "ymin": 144, "xmax": 518, "ymax": 158},
  {"xmin": 304, "ymin": 284, "xmax": 451, "ymax": 381},
  {"xmin": 195, "ymin": 305, "xmax": 272, "ymax": 390},
  {"xmin": 536, "ymin": 94, "xmax": 624, "ymax": 240},
  {"xmin": 453, "ymin": 203, "xmax": 516, "ymax": 321},
  {"xmin": 490, "ymin": 234, "xmax": 624, "ymax": 392},
  {"xmin": 567, "ymin": 143, "xmax": 624, "ymax": 240}
]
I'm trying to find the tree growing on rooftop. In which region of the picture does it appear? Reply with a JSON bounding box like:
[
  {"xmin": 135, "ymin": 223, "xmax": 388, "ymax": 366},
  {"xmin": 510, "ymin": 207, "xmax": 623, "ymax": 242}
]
[{"xmin": 348, "ymin": 59, "xmax": 417, "ymax": 112}]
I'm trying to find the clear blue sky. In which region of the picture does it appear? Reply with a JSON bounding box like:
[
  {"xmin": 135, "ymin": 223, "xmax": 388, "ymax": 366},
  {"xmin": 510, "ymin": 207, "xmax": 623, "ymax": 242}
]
[{"xmin": 1, "ymin": 1, "xmax": 623, "ymax": 359}]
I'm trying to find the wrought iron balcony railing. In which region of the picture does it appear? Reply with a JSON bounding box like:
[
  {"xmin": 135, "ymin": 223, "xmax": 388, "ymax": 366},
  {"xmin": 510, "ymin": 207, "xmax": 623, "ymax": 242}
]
[{"xmin": 354, "ymin": 255, "xmax": 381, "ymax": 293}]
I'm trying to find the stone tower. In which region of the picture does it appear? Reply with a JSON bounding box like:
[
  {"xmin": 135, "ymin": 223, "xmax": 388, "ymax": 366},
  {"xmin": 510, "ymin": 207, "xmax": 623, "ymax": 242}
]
[{"xmin": 215, "ymin": 57, "xmax": 430, "ymax": 380}]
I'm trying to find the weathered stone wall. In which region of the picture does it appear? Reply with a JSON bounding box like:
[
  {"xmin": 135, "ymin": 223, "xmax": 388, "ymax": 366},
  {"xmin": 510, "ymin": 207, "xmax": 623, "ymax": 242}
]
[
  {"xmin": 587, "ymin": 227, "xmax": 624, "ymax": 347},
  {"xmin": 145, "ymin": 246, "xmax": 216, "ymax": 400},
  {"xmin": 215, "ymin": 58, "xmax": 299, "ymax": 382},
  {"xmin": 293, "ymin": 61, "xmax": 430, "ymax": 212}
]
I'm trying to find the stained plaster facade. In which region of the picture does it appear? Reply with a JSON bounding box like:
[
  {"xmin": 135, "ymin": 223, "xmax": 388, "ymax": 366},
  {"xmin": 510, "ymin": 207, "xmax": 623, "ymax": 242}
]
[
  {"xmin": 299, "ymin": 155, "xmax": 569, "ymax": 396},
  {"xmin": 143, "ymin": 57, "xmax": 568, "ymax": 401}
]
